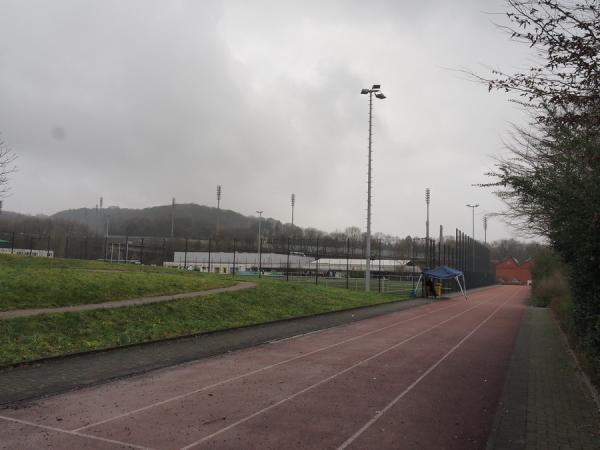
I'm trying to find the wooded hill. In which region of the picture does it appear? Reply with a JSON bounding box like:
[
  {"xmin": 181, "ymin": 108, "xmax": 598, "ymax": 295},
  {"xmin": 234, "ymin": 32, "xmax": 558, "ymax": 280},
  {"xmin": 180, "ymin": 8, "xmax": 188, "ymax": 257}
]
[{"xmin": 52, "ymin": 203, "xmax": 269, "ymax": 240}]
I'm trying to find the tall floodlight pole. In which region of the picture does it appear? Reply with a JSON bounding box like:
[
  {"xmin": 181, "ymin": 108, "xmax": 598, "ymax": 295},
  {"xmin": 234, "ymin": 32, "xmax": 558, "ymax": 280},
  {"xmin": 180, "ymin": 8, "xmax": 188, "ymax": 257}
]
[
  {"xmin": 466, "ymin": 204, "xmax": 479, "ymax": 270},
  {"xmin": 170, "ymin": 197, "xmax": 176, "ymax": 238},
  {"xmin": 360, "ymin": 84, "xmax": 386, "ymax": 292},
  {"xmin": 94, "ymin": 203, "xmax": 99, "ymax": 235},
  {"xmin": 483, "ymin": 216, "xmax": 488, "ymax": 244},
  {"xmin": 291, "ymin": 193, "xmax": 295, "ymax": 226},
  {"xmin": 256, "ymin": 210, "xmax": 263, "ymax": 277},
  {"xmin": 216, "ymin": 185, "xmax": 222, "ymax": 239},
  {"xmin": 425, "ymin": 188, "xmax": 431, "ymax": 267}
]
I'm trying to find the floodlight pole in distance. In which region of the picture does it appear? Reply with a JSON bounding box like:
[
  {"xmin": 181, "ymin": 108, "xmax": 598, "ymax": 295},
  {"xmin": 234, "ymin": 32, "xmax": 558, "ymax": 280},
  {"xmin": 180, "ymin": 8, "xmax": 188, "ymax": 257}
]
[
  {"xmin": 291, "ymin": 193, "xmax": 295, "ymax": 226},
  {"xmin": 256, "ymin": 210, "xmax": 263, "ymax": 278},
  {"xmin": 216, "ymin": 185, "xmax": 222, "ymax": 240},
  {"xmin": 425, "ymin": 188, "xmax": 430, "ymax": 267},
  {"xmin": 360, "ymin": 84, "xmax": 386, "ymax": 292},
  {"xmin": 483, "ymin": 216, "xmax": 488, "ymax": 244},
  {"xmin": 466, "ymin": 204, "xmax": 479, "ymax": 271},
  {"xmin": 170, "ymin": 197, "xmax": 176, "ymax": 238}
]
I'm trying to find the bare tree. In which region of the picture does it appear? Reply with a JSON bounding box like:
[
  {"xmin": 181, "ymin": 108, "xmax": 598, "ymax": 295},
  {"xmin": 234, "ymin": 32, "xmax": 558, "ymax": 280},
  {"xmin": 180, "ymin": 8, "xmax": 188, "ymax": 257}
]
[
  {"xmin": 485, "ymin": 0, "xmax": 600, "ymax": 128},
  {"xmin": 0, "ymin": 137, "xmax": 17, "ymax": 197},
  {"xmin": 479, "ymin": 0, "xmax": 600, "ymax": 378}
]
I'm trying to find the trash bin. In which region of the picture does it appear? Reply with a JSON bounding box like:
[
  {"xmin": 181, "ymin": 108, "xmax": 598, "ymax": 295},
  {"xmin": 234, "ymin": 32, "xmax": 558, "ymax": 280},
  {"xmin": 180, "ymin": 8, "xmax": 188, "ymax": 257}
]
[{"xmin": 434, "ymin": 282, "xmax": 442, "ymax": 297}]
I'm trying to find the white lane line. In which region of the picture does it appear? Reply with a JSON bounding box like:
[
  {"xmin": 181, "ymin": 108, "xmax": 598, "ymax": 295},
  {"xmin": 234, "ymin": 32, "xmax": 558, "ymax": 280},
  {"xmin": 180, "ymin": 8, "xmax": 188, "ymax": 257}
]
[
  {"xmin": 0, "ymin": 414, "xmax": 153, "ymax": 450},
  {"xmin": 74, "ymin": 298, "xmax": 466, "ymax": 432},
  {"xmin": 178, "ymin": 295, "xmax": 497, "ymax": 450},
  {"xmin": 336, "ymin": 289, "xmax": 521, "ymax": 450}
]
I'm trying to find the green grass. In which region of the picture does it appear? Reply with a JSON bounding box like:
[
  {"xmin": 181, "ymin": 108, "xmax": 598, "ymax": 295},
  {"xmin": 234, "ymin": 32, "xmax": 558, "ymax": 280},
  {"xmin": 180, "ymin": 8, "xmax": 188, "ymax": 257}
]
[
  {"xmin": 0, "ymin": 278, "xmax": 407, "ymax": 366},
  {"xmin": 0, "ymin": 254, "xmax": 236, "ymax": 310}
]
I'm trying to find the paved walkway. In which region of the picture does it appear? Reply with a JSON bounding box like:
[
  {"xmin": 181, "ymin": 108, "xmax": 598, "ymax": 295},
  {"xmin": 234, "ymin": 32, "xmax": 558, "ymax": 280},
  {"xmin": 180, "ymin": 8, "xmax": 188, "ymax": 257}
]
[
  {"xmin": 487, "ymin": 307, "xmax": 600, "ymax": 450},
  {"xmin": 0, "ymin": 282, "xmax": 257, "ymax": 320}
]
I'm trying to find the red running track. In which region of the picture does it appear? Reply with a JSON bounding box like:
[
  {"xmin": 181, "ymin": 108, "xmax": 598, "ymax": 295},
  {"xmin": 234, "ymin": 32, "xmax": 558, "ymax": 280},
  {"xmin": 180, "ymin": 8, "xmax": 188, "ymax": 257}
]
[{"xmin": 0, "ymin": 285, "xmax": 528, "ymax": 450}]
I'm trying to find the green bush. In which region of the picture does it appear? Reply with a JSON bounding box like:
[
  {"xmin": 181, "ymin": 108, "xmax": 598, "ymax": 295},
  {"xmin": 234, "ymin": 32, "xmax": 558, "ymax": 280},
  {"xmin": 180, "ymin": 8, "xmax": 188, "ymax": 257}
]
[{"xmin": 532, "ymin": 271, "xmax": 570, "ymax": 308}]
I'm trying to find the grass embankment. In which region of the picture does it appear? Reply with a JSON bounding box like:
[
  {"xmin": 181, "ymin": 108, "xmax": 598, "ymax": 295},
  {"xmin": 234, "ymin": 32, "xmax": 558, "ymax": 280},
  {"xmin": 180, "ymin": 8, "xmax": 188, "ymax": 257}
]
[
  {"xmin": 0, "ymin": 277, "xmax": 403, "ymax": 366},
  {"xmin": 0, "ymin": 254, "xmax": 235, "ymax": 310}
]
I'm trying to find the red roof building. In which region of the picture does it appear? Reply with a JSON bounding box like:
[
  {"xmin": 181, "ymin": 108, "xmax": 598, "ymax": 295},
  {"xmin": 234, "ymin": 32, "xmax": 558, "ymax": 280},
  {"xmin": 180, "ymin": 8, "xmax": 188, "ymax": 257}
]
[{"xmin": 495, "ymin": 257, "xmax": 533, "ymax": 285}]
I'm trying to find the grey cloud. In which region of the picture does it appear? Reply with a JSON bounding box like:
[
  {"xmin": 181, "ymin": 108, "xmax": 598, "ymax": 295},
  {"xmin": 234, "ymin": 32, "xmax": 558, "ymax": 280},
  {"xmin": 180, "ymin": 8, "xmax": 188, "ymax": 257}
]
[{"xmin": 1, "ymin": 0, "xmax": 530, "ymax": 242}]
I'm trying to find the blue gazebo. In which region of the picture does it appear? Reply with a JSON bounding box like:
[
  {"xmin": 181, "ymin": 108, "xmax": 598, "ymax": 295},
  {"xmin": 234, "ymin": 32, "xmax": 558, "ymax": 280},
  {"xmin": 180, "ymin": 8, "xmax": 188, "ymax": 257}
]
[{"xmin": 416, "ymin": 265, "xmax": 468, "ymax": 300}]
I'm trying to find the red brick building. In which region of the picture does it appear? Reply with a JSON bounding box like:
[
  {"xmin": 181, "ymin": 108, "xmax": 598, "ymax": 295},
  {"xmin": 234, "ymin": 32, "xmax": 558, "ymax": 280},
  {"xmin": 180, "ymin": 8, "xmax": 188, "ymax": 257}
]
[{"xmin": 495, "ymin": 256, "xmax": 533, "ymax": 285}]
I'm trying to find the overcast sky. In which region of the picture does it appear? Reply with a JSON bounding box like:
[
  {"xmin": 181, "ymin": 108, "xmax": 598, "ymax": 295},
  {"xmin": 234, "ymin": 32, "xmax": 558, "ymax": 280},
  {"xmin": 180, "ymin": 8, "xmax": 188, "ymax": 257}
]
[{"xmin": 0, "ymin": 0, "xmax": 534, "ymax": 242}]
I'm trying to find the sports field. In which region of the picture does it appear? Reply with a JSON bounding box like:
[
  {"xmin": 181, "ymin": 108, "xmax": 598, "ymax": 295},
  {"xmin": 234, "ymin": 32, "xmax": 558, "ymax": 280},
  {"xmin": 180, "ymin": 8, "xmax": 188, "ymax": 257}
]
[{"xmin": 0, "ymin": 285, "xmax": 528, "ymax": 449}]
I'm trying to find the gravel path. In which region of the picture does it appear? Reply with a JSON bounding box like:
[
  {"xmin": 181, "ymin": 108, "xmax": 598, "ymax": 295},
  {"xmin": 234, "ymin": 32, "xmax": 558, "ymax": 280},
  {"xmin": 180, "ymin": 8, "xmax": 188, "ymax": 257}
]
[{"xmin": 0, "ymin": 281, "xmax": 256, "ymax": 320}]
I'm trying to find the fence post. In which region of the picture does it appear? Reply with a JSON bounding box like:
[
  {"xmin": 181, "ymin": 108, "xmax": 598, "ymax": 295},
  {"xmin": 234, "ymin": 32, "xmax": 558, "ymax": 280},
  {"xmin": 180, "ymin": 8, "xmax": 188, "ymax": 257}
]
[
  {"xmin": 258, "ymin": 237, "xmax": 262, "ymax": 278},
  {"xmin": 286, "ymin": 238, "xmax": 290, "ymax": 282},
  {"xmin": 184, "ymin": 238, "xmax": 188, "ymax": 267},
  {"xmin": 346, "ymin": 238, "xmax": 350, "ymax": 289},
  {"xmin": 140, "ymin": 238, "xmax": 144, "ymax": 265},
  {"xmin": 378, "ymin": 240, "xmax": 382, "ymax": 293},
  {"xmin": 315, "ymin": 237, "xmax": 319, "ymax": 285},
  {"xmin": 208, "ymin": 238, "xmax": 212, "ymax": 273},
  {"xmin": 232, "ymin": 239, "xmax": 236, "ymax": 278},
  {"xmin": 46, "ymin": 235, "xmax": 51, "ymax": 257},
  {"xmin": 124, "ymin": 235, "xmax": 129, "ymax": 263}
]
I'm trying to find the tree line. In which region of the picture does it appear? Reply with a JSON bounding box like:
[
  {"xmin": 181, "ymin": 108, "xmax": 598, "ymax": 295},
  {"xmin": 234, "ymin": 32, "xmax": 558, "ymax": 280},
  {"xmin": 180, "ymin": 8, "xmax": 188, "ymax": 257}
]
[{"xmin": 481, "ymin": 0, "xmax": 600, "ymax": 382}]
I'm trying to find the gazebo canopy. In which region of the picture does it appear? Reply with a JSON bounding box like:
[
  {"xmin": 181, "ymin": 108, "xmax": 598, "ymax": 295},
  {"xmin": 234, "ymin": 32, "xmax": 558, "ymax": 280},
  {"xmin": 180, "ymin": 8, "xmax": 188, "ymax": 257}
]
[{"xmin": 423, "ymin": 266, "xmax": 463, "ymax": 280}]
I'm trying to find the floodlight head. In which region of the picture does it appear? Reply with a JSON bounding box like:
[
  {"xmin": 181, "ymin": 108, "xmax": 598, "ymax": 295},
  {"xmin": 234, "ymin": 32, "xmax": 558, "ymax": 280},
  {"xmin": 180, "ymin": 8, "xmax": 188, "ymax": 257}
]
[
  {"xmin": 375, "ymin": 93, "xmax": 386, "ymax": 99},
  {"xmin": 372, "ymin": 84, "xmax": 381, "ymax": 89},
  {"xmin": 361, "ymin": 88, "xmax": 369, "ymax": 94}
]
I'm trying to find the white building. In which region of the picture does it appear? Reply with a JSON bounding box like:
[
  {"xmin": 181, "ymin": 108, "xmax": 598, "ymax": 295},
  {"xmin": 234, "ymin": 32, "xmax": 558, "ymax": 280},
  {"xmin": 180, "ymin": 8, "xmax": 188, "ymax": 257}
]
[
  {"xmin": 165, "ymin": 252, "xmax": 419, "ymax": 276},
  {"xmin": 165, "ymin": 252, "xmax": 315, "ymax": 274},
  {"xmin": 310, "ymin": 259, "xmax": 420, "ymax": 275}
]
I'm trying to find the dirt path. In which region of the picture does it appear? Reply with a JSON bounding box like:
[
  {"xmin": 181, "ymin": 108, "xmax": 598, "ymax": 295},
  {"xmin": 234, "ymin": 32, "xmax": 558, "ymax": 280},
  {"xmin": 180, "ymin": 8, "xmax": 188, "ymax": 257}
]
[{"xmin": 0, "ymin": 281, "xmax": 257, "ymax": 320}]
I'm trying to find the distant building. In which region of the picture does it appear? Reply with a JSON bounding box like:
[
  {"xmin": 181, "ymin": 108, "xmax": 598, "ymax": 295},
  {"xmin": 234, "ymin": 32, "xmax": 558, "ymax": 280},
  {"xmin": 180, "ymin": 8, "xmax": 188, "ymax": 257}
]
[
  {"xmin": 495, "ymin": 256, "xmax": 533, "ymax": 285},
  {"xmin": 165, "ymin": 252, "xmax": 420, "ymax": 276},
  {"xmin": 165, "ymin": 252, "xmax": 314, "ymax": 274},
  {"xmin": 309, "ymin": 259, "xmax": 420, "ymax": 278}
]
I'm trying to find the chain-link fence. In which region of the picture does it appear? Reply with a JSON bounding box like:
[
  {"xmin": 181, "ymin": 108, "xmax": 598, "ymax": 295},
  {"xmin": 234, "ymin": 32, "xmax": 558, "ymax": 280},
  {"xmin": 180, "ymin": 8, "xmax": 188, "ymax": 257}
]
[{"xmin": 0, "ymin": 228, "xmax": 494, "ymax": 294}]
